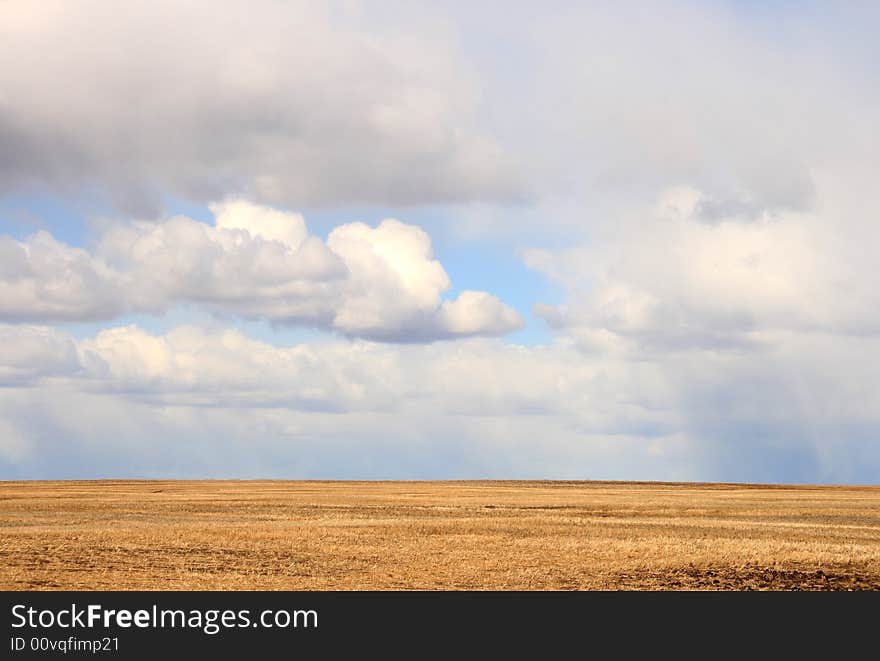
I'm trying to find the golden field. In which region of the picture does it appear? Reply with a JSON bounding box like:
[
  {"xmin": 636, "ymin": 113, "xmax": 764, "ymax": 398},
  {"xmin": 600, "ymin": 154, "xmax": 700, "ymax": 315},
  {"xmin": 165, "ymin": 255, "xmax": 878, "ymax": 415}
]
[{"xmin": 1, "ymin": 480, "xmax": 878, "ymax": 590}]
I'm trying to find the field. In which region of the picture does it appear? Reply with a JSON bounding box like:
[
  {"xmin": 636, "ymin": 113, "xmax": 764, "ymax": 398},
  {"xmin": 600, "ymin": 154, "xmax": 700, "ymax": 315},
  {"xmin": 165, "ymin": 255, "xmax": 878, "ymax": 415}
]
[{"xmin": 1, "ymin": 480, "xmax": 879, "ymax": 590}]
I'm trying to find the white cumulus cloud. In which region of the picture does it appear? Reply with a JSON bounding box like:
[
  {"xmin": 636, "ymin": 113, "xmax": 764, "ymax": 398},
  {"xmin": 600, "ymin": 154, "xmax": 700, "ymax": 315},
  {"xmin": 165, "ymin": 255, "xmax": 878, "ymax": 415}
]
[
  {"xmin": 0, "ymin": 201, "xmax": 523, "ymax": 342},
  {"xmin": 528, "ymin": 184, "xmax": 880, "ymax": 354}
]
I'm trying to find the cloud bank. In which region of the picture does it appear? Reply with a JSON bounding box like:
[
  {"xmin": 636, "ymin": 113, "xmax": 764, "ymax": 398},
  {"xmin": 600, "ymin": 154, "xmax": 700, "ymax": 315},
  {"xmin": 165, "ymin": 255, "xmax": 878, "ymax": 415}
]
[
  {"xmin": 2, "ymin": 322, "xmax": 878, "ymax": 483},
  {"xmin": 0, "ymin": 0, "xmax": 520, "ymax": 213}
]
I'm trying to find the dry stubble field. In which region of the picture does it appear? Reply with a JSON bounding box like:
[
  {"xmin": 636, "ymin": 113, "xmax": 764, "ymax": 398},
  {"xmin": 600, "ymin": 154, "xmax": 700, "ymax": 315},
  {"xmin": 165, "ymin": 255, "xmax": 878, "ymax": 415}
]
[{"xmin": 1, "ymin": 480, "xmax": 879, "ymax": 590}]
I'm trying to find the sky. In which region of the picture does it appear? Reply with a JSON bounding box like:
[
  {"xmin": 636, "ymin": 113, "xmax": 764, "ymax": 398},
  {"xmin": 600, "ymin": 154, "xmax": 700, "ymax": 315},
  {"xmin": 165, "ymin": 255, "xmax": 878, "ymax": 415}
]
[{"xmin": 1, "ymin": 1, "xmax": 879, "ymax": 483}]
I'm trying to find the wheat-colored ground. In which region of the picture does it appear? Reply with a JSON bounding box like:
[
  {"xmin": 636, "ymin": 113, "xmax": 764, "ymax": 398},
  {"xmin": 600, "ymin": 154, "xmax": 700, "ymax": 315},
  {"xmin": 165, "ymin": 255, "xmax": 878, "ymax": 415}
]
[{"xmin": 1, "ymin": 480, "xmax": 878, "ymax": 590}]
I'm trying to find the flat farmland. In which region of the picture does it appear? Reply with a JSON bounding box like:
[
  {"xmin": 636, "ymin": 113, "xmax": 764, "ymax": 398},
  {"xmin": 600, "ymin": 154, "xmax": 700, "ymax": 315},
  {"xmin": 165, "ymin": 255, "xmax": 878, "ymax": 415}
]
[{"xmin": 1, "ymin": 480, "xmax": 879, "ymax": 590}]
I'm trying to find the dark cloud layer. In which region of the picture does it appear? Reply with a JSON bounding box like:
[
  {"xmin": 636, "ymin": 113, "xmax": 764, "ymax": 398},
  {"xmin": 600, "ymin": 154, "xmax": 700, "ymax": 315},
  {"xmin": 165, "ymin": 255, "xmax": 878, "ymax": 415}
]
[{"xmin": 0, "ymin": 1, "xmax": 520, "ymax": 214}]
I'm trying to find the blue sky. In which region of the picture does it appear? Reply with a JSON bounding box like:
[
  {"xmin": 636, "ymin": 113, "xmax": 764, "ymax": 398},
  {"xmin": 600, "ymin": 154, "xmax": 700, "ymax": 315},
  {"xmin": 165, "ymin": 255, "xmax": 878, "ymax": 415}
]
[{"xmin": 1, "ymin": 1, "xmax": 879, "ymax": 483}]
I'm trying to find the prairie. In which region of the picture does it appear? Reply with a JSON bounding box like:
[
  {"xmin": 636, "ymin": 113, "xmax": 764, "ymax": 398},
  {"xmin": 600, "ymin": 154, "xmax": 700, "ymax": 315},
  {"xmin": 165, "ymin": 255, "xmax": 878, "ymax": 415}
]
[{"xmin": 1, "ymin": 480, "xmax": 878, "ymax": 590}]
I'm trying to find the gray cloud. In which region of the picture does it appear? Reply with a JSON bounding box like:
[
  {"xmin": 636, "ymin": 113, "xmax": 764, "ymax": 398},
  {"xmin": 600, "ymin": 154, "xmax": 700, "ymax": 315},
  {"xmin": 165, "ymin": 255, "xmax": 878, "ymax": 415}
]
[
  {"xmin": 458, "ymin": 3, "xmax": 878, "ymax": 239},
  {"xmin": 0, "ymin": 1, "xmax": 520, "ymax": 213}
]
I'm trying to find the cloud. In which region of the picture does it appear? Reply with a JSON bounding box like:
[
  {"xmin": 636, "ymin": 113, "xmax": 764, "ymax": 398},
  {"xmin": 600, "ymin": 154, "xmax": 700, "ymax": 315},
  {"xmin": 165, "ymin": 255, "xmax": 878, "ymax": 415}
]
[
  {"xmin": 211, "ymin": 200, "xmax": 309, "ymax": 250},
  {"xmin": 513, "ymin": 176, "xmax": 880, "ymax": 482},
  {"xmin": 95, "ymin": 206, "xmax": 347, "ymax": 323},
  {"xmin": 0, "ymin": 323, "xmax": 665, "ymax": 422},
  {"xmin": 75, "ymin": 325, "xmax": 398, "ymax": 411},
  {"xmin": 0, "ymin": 201, "xmax": 523, "ymax": 341},
  {"xmin": 0, "ymin": 324, "xmax": 80, "ymax": 384},
  {"xmin": 0, "ymin": 380, "xmax": 689, "ymax": 480},
  {"xmin": 436, "ymin": 2, "xmax": 878, "ymax": 245},
  {"xmin": 0, "ymin": 323, "xmax": 687, "ymax": 479},
  {"xmin": 2, "ymin": 3, "xmax": 880, "ymax": 484},
  {"xmin": 2, "ymin": 322, "xmax": 879, "ymax": 483},
  {"xmin": 0, "ymin": 1, "xmax": 520, "ymax": 213},
  {"xmin": 438, "ymin": 291, "xmax": 524, "ymax": 338},
  {"xmin": 324, "ymin": 219, "xmax": 523, "ymax": 340},
  {"xmin": 0, "ymin": 232, "xmax": 123, "ymax": 323},
  {"xmin": 526, "ymin": 4, "xmax": 879, "ymax": 209},
  {"xmin": 527, "ymin": 185, "xmax": 880, "ymax": 354}
]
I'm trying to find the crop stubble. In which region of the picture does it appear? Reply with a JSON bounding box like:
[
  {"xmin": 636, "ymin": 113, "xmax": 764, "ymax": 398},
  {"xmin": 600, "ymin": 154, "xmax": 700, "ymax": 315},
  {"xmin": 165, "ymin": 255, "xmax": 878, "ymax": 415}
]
[{"xmin": 1, "ymin": 480, "xmax": 878, "ymax": 590}]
